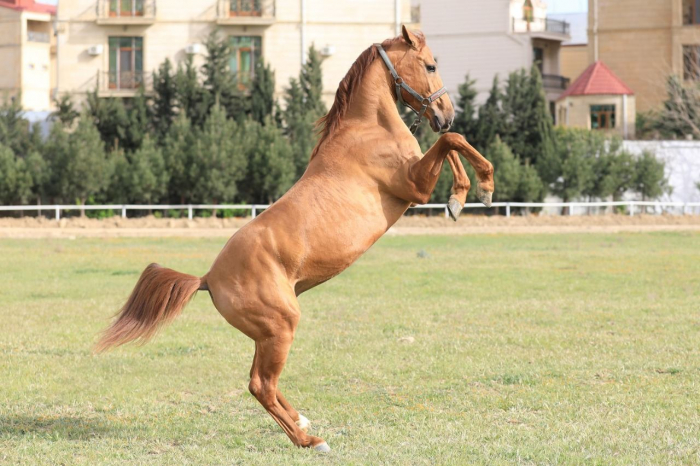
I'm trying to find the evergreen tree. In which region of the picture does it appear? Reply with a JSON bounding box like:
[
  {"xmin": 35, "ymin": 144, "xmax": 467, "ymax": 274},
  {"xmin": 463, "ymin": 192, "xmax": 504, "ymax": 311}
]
[
  {"xmin": 452, "ymin": 74, "xmax": 479, "ymax": 140},
  {"xmin": 163, "ymin": 112, "xmax": 198, "ymax": 203},
  {"xmin": 49, "ymin": 94, "xmax": 80, "ymax": 127},
  {"xmin": 633, "ymin": 150, "xmax": 670, "ymax": 201},
  {"xmin": 174, "ymin": 55, "xmax": 209, "ymax": 128},
  {"xmin": 118, "ymin": 136, "xmax": 168, "ymax": 204},
  {"xmin": 474, "ymin": 76, "xmax": 505, "ymax": 153},
  {"xmin": 0, "ymin": 143, "xmax": 33, "ymax": 204},
  {"xmin": 300, "ymin": 46, "xmax": 327, "ymax": 117},
  {"xmin": 124, "ymin": 89, "xmax": 151, "ymax": 152},
  {"xmin": 86, "ymin": 91, "xmax": 129, "ymax": 150},
  {"xmin": 250, "ymin": 59, "xmax": 277, "ymax": 125},
  {"xmin": 192, "ymin": 104, "xmax": 247, "ymax": 205},
  {"xmin": 152, "ymin": 58, "xmax": 178, "ymax": 141},
  {"xmin": 42, "ymin": 121, "xmax": 71, "ymax": 202},
  {"xmin": 540, "ymin": 127, "xmax": 595, "ymax": 203},
  {"xmin": 202, "ymin": 29, "xmax": 249, "ymax": 120},
  {"xmin": 501, "ymin": 66, "xmax": 554, "ymax": 166},
  {"xmin": 485, "ymin": 136, "xmax": 521, "ymax": 202},
  {"xmin": 238, "ymin": 117, "xmax": 295, "ymax": 203},
  {"xmin": 283, "ymin": 47, "xmax": 327, "ymax": 178},
  {"xmin": 57, "ymin": 116, "xmax": 111, "ymax": 214},
  {"xmin": 0, "ymin": 95, "xmax": 33, "ymax": 157},
  {"xmin": 24, "ymin": 149, "xmax": 49, "ymax": 204}
]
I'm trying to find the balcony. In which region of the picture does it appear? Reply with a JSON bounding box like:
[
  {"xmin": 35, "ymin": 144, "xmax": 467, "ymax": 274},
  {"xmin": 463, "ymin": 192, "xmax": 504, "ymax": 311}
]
[
  {"xmin": 216, "ymin": 0, "xmax": 275, "ymax": 26},
  {"xmin": 97, "ymin": 71, "xmax": 151, "ymax": 97},
  {"xmin": 542, "ymin": 74, "xmax": 570, "ymax": 90},
  {"xmin": 512, "ymin": 17, "xmax": 570, "ymax": 41},
  {"xmin": 96, "ymin": 0, "xmax": 156, "ymax": 25}
]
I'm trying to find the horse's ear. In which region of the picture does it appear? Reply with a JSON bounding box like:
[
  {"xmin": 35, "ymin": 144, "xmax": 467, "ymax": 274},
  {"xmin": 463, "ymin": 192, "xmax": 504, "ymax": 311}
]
[{"xmin": 401, "ymin": 25, "xmax": 419, "ymax": 49}]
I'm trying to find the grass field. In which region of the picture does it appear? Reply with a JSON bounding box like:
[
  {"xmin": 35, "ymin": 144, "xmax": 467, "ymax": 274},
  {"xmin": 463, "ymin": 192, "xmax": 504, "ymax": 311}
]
[{"xmin": 1, "ymin": 232, "xmax": 699, "ymax": 464}]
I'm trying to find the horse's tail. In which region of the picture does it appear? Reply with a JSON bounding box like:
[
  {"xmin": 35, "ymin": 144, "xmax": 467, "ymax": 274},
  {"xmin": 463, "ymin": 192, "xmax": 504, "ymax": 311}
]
[{"xmin": 94, "ymin": 263, "xmax": 207, "ymax": 353}]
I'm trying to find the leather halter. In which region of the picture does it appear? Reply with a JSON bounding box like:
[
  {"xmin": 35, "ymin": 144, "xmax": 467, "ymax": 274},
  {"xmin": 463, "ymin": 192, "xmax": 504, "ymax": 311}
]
[{"xmin": 375, "ymin": 43, "xmax": 448, "ymax": 134}]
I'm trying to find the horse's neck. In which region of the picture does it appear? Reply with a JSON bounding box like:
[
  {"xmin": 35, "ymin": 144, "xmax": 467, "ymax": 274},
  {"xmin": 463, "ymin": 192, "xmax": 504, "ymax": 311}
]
[{"xmin": 345, "ymin": 60, "xmax": 406, "ymax": 133}]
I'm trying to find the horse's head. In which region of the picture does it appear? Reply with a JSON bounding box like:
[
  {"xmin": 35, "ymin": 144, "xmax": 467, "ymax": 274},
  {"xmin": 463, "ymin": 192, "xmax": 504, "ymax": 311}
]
[{"xmin": 388, "ymin": 26, "xmax": 455, "ymax": 133}]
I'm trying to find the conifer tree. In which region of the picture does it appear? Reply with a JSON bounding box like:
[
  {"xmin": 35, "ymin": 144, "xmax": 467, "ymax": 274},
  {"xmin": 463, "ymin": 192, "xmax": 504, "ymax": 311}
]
[
  {"xmin": 163, "ymin": 112, "xmax": 198, "ymax": 203},
  {"xmin": 251, "ymin": 59, "xmax": 277, "ymax": 125},
  {"xmin": 633, "ymin": 150, "xmax": 670, "ymax": 201},
  {"xmin": 0, "ymin": 95, "xmax": 33, "ymax": 157},
  {"xmin": 119, "ymin": 136, "xmax": 168, "ymax": 204},
  {"xmin": 475, "ymin": 76, "xmax": 505, "ymax": 153},
  {"xmin": 152, "ymin": 58, "xmax": 177, "ymax": 141},
  {"xmin": 202, "ymin": 29, "xmax": 249, "ymax": 121},
  {"xmin": 174, "ymin": 55, "xmax": 209, "ymax": 128},
  {"xmin": 124, "ymin": 89, "xmax": 151, "ymax": 152},
  {"xmin": 0, "ymin": 143, "xmax": 33, "ymax": 204},
  {"xmin": 193, "ymin": 104, "xmax": 247, "ymax": 206},
  {"xmin": 86, "ymin": 91, "xmax": 129, "ymax": 151},
  {"xmin": 49, "ymin": 94, "xmax": 80, "ymax": 127},
  {"xmin": 452, "ymin": 74, "xmax": 479, "ymax": 140}
]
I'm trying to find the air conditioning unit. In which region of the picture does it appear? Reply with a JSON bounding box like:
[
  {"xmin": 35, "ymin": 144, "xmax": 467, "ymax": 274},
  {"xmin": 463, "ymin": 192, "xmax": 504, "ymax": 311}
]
[
  {"xmin": 185, "ymin": 43, "xmax": 202, "ymax": 55},
  {"xmin": 88, "ymin": 45, "xmax": 103, "ymax": 56},
  {"xmin": 320, "ymin": 45, "xmax": 336, "ymax": 57}
]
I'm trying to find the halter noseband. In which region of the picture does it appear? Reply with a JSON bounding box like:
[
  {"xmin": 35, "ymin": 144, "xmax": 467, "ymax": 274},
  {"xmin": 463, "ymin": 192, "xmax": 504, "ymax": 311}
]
[{"xmin": 375, "ymin": 43, "xmax": 448, "ymax": 134}]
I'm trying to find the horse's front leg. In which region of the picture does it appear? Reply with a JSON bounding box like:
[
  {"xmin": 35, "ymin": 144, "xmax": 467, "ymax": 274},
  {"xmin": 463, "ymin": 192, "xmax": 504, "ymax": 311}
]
[
  {"xmin": 442, "ymin": 133, "xmax": 495, "ymax": 207},
  {"xmin": 399, "ymin": 133, "xmax": 493, "ymax": 212}
]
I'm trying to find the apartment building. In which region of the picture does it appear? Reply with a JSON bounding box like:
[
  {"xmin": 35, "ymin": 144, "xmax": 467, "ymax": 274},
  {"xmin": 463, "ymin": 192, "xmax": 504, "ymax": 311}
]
[
  {"xmin": 0, "ymin": 0, "xmax": 56, "ymax": 111},
  {"xmin": 55, "ymin": 0, "xmax": 411, "ymax": 108},
  {"xmin": 589, "ymin": 0, "xmax": 700, "ymax": 112},
  {"xmin": 419, "ymin": 0, "xmax": 571, "ymax": 114}
]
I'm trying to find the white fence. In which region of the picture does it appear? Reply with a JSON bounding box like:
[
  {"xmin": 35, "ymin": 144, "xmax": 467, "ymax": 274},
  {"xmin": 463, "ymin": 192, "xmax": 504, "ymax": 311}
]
[{"xmin": 1, "ymin": 201, "xmax": 700, "ymax": 221}]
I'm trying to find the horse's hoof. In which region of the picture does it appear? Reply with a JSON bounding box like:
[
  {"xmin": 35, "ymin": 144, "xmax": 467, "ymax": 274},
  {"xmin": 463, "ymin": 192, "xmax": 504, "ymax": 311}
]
[
  {"xmin": 448, "ymin": 197, "xmax": 463, "ymax": 221},
  {"xmin": 296, "ymin": 414, "xmax": 310, "ymax": 432},
  {"xmin": 477, "ymin": 184, "xmax": 493, "ymax": 208},
  {"xmin": 314, "ymin": 442, "xmax": 331, "ymax": 453}
]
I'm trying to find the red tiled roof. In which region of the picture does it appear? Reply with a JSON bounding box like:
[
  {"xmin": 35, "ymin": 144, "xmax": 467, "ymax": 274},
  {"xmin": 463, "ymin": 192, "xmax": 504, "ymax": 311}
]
[
  {"xmin": 0, "ymin": 0, "xmax": 56, "ymax": 14},
  {"xmin": 558, "ymin": 61, "xmax": 634, "ymax": 100}
]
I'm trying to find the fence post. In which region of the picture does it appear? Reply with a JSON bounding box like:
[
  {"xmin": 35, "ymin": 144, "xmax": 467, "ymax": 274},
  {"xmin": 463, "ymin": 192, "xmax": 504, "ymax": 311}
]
[
  {"xmin": 55, "ymin": 206, "xmax": 60, "ymax": 221},
  {"xmin": 188, "ymin": 205, "xmax": 193, "ymax": 220},
  {"xmin": 506, "ymin": 203, "xmax": 511, "ymax": 218},
  {"xmin": 629, "ymin": 202, "xmax": 634, "ymax": 217},
  {"xmin": 252, "ymin": 205, "xmax": 257, "ymax": 219},
  {"xmin": 121, "ymin": 205, "xmax": 127, "ymax": 218},
  {"xmin": 569, "ymin": 203, "xmax": 574, "ymax": 216},
  {"xmin": 444, "ymin": 205, "xmax": 449, "ymax": 219},
  {"xmin": 683, "ymin": 203, "xmax": 688, "ymax": 216}
]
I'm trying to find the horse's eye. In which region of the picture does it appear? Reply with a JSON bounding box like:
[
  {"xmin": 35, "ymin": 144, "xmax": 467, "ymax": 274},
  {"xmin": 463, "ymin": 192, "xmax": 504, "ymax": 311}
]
[{"xmin": 426, "ymin": 65, "xmax": 436, "ymax": 73}]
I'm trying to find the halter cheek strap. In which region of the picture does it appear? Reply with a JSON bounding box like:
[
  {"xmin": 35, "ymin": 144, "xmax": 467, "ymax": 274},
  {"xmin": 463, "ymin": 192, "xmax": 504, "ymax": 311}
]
[{"xmin": 375, "ymin": 44, "xmax": 448, "ymax": 134}]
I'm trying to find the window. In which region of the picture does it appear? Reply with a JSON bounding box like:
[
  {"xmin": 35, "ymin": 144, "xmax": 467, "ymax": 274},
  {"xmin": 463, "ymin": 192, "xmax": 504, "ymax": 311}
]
[
  {"xmin": 523, "ymin": 0, "xmax": 534, "ymax": 22},
  {"xmin": 108, "ymin": 37, "xmax": 143, "ymax": 89},
  {"xmin": 590, "ymin": 105, "xmax": 615, "ymax": 130},
  {"xmin": 230, "ymin": 0, "xmax": 262, "ymax": 17},
  {"xmin": 533, "ymin": 47, "xmax": 544, "ymax": 74},
  {"xmin": 683, "ymin": 45, "xmax": 700, "ymax": 81},
  {"xmin": 683, "ymin": 0, "xmax": 700, "ymax": 25},
  {"xmin": 109, "ymin": 0, "xmax": 144, "ymax": 17},
  {"xmin": 229, "ymin": 36, "xmax": 262, "ymax": 87}
]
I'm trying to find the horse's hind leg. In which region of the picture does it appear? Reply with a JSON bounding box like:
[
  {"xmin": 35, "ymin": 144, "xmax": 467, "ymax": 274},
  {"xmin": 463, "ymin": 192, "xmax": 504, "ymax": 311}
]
[
  {"xmin": 249, "ymin": 335, "xmax": 329, "ymax": 451},
  {"xmin": 250, "ymin": 345, "xmax": 308, "ymax": 431}
]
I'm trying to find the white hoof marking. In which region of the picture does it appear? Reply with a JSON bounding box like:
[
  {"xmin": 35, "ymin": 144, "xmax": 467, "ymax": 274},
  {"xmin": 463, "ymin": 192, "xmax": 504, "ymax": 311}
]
[{"xmin": 296, "ymin": 414, "xmax": 310, "ymax": 432}]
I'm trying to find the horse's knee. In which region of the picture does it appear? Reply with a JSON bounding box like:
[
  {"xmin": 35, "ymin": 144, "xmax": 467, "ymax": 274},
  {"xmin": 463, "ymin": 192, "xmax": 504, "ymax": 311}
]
[{"xmin": 249, "ymin": 378, "xmax": 263, "ymax": 399}]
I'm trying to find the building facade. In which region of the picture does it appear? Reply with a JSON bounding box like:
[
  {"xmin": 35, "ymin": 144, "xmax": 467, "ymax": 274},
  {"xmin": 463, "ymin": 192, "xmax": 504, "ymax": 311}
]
[
  {"xmin": 420, "ymin": 0, "xmax": 571, "ymax": 113},
  {"xmin": 0, "ymin": 0, "xmax": 56, "ymax": 111},
  {"xmin": 556, "ymin": 61, "xmax": 636, "ymax": 138},
  {"xmin": 55, "ymin": 0, "xmax": 411, "ymax": 107},
  {"xmin": 589, "ymin": 0, "xmax": 700, "ymax": 112}
]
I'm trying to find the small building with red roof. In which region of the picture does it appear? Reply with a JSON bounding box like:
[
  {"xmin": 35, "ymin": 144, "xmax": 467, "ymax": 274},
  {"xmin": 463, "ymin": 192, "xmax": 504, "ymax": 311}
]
[
  {"xmin": 555, "ymin": 60, "xmax": 636, "ymax": 139},
  {"xmin": 0, "ymin": 0, "xmax": 56, "ymax": 112}
]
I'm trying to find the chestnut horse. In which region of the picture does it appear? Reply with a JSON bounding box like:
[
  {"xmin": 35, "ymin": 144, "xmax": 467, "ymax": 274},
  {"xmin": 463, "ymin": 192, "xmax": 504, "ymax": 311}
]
[{"xmin": 96, "ymin": 27, "xmax": 494, "ymax": 452}]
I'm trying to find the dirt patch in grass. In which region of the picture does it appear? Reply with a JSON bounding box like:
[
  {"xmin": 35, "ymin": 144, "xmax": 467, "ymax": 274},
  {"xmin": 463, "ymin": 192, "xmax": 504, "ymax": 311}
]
[{"xmin": 1, "ymin": 214, "xmax": 699, "ymax": 238}]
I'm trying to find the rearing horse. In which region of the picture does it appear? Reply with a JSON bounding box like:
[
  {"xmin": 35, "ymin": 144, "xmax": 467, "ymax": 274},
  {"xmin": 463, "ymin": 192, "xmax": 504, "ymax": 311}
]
[{"xmin": 96, "ymin": 27, "xmax": 494, "ymax": 452}]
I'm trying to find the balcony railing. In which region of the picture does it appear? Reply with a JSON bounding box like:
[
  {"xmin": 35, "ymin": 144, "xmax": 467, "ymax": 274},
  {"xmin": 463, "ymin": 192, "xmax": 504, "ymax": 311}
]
[
  {"xmin": 96, "ymin": 0, "xmax": 156, "ymax": 24},
  {"xmin": 542, "ymin": 74, "xmax": 570, "ymax": 90},
  {"xmin": 27, "ymin": 31, "xmax": 50, "ymax": 43},
  {"xmin": 216, "ymin": 0, "xmax": 275, "ymax": 25},
  {"xmin": 513, "ymin": 17, "xmax": 570, "ymax": 37},
  {"xmin": 97, "ymin": 71, "xmax": 151, "ymax": 94}
]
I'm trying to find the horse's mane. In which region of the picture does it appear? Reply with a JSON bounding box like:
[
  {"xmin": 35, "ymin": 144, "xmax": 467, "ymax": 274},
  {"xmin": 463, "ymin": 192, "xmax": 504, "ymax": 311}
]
[{"xmin": 310, "ymin": 32, "xmax": 426, "ymax": 160}]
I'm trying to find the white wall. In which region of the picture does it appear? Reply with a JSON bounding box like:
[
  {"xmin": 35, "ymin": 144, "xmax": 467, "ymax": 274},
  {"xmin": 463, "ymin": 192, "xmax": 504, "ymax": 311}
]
[{"xmin": 624, "ymin": 141, "xmax": 700, "ymax": 203}]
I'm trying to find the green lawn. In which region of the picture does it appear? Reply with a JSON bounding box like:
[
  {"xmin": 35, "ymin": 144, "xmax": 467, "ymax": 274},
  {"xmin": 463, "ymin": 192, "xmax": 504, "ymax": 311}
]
[{"xmin": 1, "ymin": 233, "xmax": 699, "ymax": 465}]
